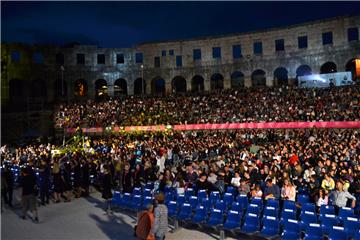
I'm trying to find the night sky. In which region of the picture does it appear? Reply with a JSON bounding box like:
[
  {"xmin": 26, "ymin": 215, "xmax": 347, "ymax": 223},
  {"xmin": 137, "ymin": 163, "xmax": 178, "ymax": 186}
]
[{"xmin": 2, "ymin": 1, "xmax": 360, "ymax": 48}]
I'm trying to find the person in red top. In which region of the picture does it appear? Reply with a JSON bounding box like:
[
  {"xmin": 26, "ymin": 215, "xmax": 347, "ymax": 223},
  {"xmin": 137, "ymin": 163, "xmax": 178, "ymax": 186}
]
[{"xmin": 288, "ymin": 154, "xmax": 299, "ymax": 166}]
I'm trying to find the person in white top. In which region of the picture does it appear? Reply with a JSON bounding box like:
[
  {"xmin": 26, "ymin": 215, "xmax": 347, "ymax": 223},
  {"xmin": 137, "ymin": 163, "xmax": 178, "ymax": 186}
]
[
  {"xmin": 316, "ymin": 189, "xmax": 329, "ymax": 207},
  {"xmin": 281, "ymin": 179, "xmax": 296, "ymax": 201},
  {"xmin": 231, "ymin": 172, "xmax": 241, "ymax": 187}
]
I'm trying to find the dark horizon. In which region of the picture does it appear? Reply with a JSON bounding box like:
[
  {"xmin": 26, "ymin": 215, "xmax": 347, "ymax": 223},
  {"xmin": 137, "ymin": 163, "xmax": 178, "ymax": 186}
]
[{"xmin": 2, "ymin": 1, "xmax": 360, "ymax": 48}]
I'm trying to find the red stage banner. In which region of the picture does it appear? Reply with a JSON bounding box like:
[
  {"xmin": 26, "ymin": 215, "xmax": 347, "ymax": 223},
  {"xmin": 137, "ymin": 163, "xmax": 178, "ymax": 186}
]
[{"xmin": 65, "ymin": 121, "xmax": 360, "ymax": 134}]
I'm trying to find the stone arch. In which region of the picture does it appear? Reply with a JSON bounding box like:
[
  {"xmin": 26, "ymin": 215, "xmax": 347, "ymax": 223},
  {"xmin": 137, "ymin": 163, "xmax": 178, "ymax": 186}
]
[
  {"xmin": 31, "ymin": 79, "xmax": 46, "ymax": 98},
  {"xmin": 320, "ymin": 61, "xmax": 337, "ymax": 74},
  {"xmin": 95, "ymin": 79, "xmax": 108, "ymax": 99},
  {"xmin": 191, "ymin": 75, "xmax": 204, "ymax": 92},
  {"xmin": 210, "ymin": 73, "xmax": 224, "ymax": 90},
  {"xmin": 134, "ymin": 78, "xmax": 146, "ymax": 95},
  {"xmin": 151, "ymin": 76, "xmax": 166, "ymax": 95},
  {"xmin": 54, "ymin": 78, "xmax": 68, "ymax": 99},
  {"xmin": 172, "ymin": 76, "xmax": 187, "ymax": 93},
  {"xmin": 345, "ymin": 58, "xmax": 360, "ymax": 81},
  {"xmin": 74, "ymin": 79, "xmax": 88, "ymax": 97},
  {"xmin": 251, "ymin": 69, "xmax": 266, "ymax": 87},
  {"xmin": 9, "ymin": 78, "xmax": 26, "ymax": 101},
  {"xmin": 114, "ymin": 78, "xmax": 127, "ymax": 96},
  {"xmin": 295, "ymin": 65, "xmax": 312, "ymax": 86},
  {"xmin": 231, "ymin": 71, "xmax": 245, "ymax": 88},
  {"xmin": 273, "ymin": 67, "xmax": 288, "ymax": 86}
]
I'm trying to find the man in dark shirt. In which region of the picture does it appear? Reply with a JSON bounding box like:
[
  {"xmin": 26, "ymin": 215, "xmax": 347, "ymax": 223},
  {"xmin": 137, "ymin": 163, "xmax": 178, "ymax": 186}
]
[
  {"xmin": 20, "ymin": 166, "xmax": 39, "ymax": 221},
  {"xmin": 264, "ymin": 179, "xmax": 280, "ymax": 200}
]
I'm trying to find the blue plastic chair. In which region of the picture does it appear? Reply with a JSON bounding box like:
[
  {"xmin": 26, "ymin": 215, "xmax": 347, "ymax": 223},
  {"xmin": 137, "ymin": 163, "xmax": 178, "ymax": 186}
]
[
  {"xmin": 191, "ymin": 204, "xmax": 207, "ymax": 224},
  {"xmin": 230, "ymin": 202, "xmax": 243, "ymax": 213},
  {"xmin": 111, "ymin": 191, "xmax": 122, "ymax": 206},
  {"xmin": 280, "ymin": 209, "xmax": 297, "ymax": 226},
  {"xmin": 297, "ymin": 194, "xmax": 310, "ymax": 205},
  {"xmin": 215, "ymin": 200, "xmax": 227, "ymax": 213},
  {"xmin": 197, "ymin": 189, "xmax": 207, "ymax": 201},
  {"xmin": 281, "ymin": 219, "xmax": 301, "ymax": 240},
  {"xmin": 176, "ymin": 194, "xmax": 186, "ymax": 208},
  {"xmin": 263, "ymin": 206, "xmax": 279, "ymax": 218},
  {"xmin": 223, "ymin": 210, "xmax": 242, "ymax": 230},
  {"xmin": 261, "ymin": 216, "xmax": 279, "ymax": 237},
  {"xmin": 118, "ymin": 192, "xmax": 132, "ymax": 208},
  {"xmin": 141, "ymin": 196, "xmax": 153, "ymax": 210},
  {"xmin": 167, "ymin": 201, "xmax": 178, "ymax": 218},
  {"xmin": 236, "ymin": 194, "xmax": 249, "ymax": 209},
  {"xmin": 320, "ymin": 214, "xmax": 340, "ymax": 235},
  {"xmin": 210, "ymin": 191, "xmax": 221, "ymax": 205},
  {"xmin": 301, "ymin": 203, "xmax": 316, "ymax": 214},
  {"xmin": 283, "ymin": 200, "xmax": 297, "ymax": 212},
  {"xmin": 266, "ymin": 199, "xmax": 280, "ymax": 210},
  {"xmin": 177, "ymin": 203, "xmax": 192, "ymax": 221},
  {"xmin": 223, "ymin": 193, "xmax": 234, "ymax": 207},
  {"xmin": 328, "ymin": 226, "xmax": 347, "ymax": 240},
  {"xmin": 343, "ymin": 217, "xmax": 360, "ymax": 239},
  {"xmin": 242, "ymin": 213, "xmax": 260, "ymax": 233},
  {"xmin": 338, "ymin": 207, "xmax": 355, "ymax": 223},
  {"xmin": 207, "ymin": 208, "xmax": 224, "ymax": 227},
  {"xmin": 250, "ymin": 197, "xmax": 263, "ymax": 209},
  {"xmin": 320, "ymin": 205, "xmax": 335, "ymax": 218},
  {"xmin": 226, "ymin": 186, "xmax": 235, "ymax": 195},
  {"xmin": 128, "ymin": 194, "xmax": 142, "ymax": 210},
  {"xmin": 165, "ymin": 191, "xmax": 175, "ymax": 204},
  {"xmin": 189, "ymin": 196, "xmax": 199, "ymax": 210},
  {"xmin": 185, "ymin": 188, "xmax": 194, "ymax": 199},
  {"xmin": 201, "ymin": 197, "xmax": 212, "ymax": 212},
  {"xmin": 304, "ymin": 223, "xmax": 323, "ymax": 240},
  {"xmin": 246, "ymin": 204, "xmax": 261, "ymax": 215},
  {"xmin": 142, "ymin": 188, "xmax": 152, "ymax": 197},
  {"xmin": 300, "ymin": 211, "xmax": 318, "ymax": 230},
  {"xmin": 132, "ymin": 187, "xmax": 142, "ymax": 196}
]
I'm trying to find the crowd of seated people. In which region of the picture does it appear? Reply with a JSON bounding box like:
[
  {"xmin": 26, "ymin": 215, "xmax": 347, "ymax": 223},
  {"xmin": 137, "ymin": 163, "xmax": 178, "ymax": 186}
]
[
  {"xmin": 1, "ymin": 129, "xmax": 359, "ymax": 216},
  {"xmin": 54, "ymin": 85, "xmax": 360, "ymax": 128}
]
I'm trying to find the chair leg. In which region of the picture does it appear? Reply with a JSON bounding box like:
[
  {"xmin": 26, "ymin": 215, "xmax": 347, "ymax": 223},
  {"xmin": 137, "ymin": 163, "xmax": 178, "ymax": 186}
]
[{"xmin": 219, "ymin": 229, "xmax": 225, "ymax": 240}]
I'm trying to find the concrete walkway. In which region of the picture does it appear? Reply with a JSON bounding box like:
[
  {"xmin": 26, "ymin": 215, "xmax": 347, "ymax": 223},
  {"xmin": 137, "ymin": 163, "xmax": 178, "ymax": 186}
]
[{"xmin": 1, "ymin": 189, "xmax": 244, "ymax": 240}]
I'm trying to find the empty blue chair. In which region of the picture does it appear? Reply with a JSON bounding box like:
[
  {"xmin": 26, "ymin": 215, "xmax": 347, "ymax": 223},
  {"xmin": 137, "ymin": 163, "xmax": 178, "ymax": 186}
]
[
  {"xmin": 338, "ymin": 207, "xmax": 355, "ymax": 223},
  {"xmin": 320, "ymin": 214, "xmax": 340, "ymax": 235},
  {"xmin": 301, "ymin": 203, "xmax": 316, "ymax": 214},
  {"xmin": 141, "ymin": 196, "xmax": 153, "ymax": 210},
  {"xmin": 145, "ymin": 182, "xmax": 154, "ymax": 190},
  {"xmin": 111, "ymin": 191, "xmax": 122, "ymax": 206},
  {"xmin": 197, "ymin": 189, "xmax": 207, "ymax": 201},
  {"xmin": 165, "ymin": 191, "xmax": 175, "ymax": 204},
  {"xmin": 167, "ymin": 201, "xmax": 178, "ymax": 218},
  {"xmin": 223, "ymin": 193, "xmax": 234, "ymax": 207},
  {"xmin": 189, "ymin": 196, "xmax": 198, "ymax": 210},
  {"xmin": 246, "ymin": 204, "xmax": 261, "ymax": 215},
  {"xmin": 143, "ymin": 188, "xmax": 152, "ymax": 197},
  {"xmin": 118, "ymin": 192, "xmax": 132, "ymax": 208},
  {"xmin": 281, "ymin": 219, "xmax": 301, "ymax": 240},
  {"xmin": 210, "ymin": 191, "xmax": 221, "ymax": 205},
  {"xmin": 201, "ymin": 197, "xmax": 212, "ymax": 212},
  {"xmin": 176, "ymin": 194, "xmax": 186, "ymax": 208},
  {"xmin": 242, "ymin": 213, "xmax": 260, "ymax": 233},
  {"xmin": 320, "ymin": 205, "xmax": 335, "ymax": 218},
  {"xmin": 304, "ymin": 223, "xmax": 322, "ymax": 240},
  {"xmin": 263, "ymin": 206, "xmax": 278, "ymax": 218},
  {"xmin": 283, "ymin": 200, "xmax": 297, "ymax": 212},
  {"xmin": 129, "ymin": 194, "xmax": 142, "ymax": 210},
  {"xmin": 266, "ymin": 199, "xmax": 280, "ymax": 210},
  {"xmin": 185, "ymin": 188, "xmax": 194, "ymax": 199},
  {"xmin": 261, "ymin": 216, "xmax": 280, "ymax": 237},
  {"xmin": 236, "ymin": 194, "xmax": 249, "ymax": 209},
  {"xmin": 177, "ymin": 203, "xmax": 192, "ymax": 221},
  {"xmin": 164, "ymin": 185, "xmax": 173, "ymax": 193},
  {"xmin": 300, "ymin": 211, "xmax": 318, "ymax": 230},
  {"xmin": 297, "ymin": 194, "xmax": 310, "ymax": 205},
  {"xmin": 251, "ymin": 197, "xmax": 263, "ymax": 209},
  {"xmin": 207, "ymin": 208, "xmax": 223, "ymax": 227},
  {"xmin": 215, "ymin": 200, "xmax": 227, "ymax": 213},
  {"xmin": 328, "ymin": 226, "xmax": 347, "ymax": 240},
  {"xmin": 280, "ymin": 209, "xmax": 297, "ymax": 225},
  {"xmin": 343, "ymin": 217, "xmax": 360, "ymax": 239},
  {"xmin": 223, "ymin": 210, "xmax": 242, "ymax": 230},
  {"xmin": 132, "ymin": 187, "xmax": 142, "ymax": 196},
  {"xmin": 226, "ymin": 186, "xmax": 235, "ymax": 195},
  {"xmin": 191, "ymin": 204, "xmax": 207, "ymax": 224},
  {"xmin": 230, "ymin": 202, "xmax": 243, "ymax": 213}
]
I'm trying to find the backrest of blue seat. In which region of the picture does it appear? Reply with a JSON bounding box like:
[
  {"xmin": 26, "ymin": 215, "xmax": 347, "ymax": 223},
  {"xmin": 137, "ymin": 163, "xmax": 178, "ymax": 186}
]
[
  {"xmin": 306, "ymin": 223, "xmax": 322, "ymax": 235},
  {"xmin": 344, "ymin": 217, "xmax": 360, "ymax": 229},
  {"xmin": 263, "ymin": 216, "xmax": 279, "ymax": 228},
  {"xmin": 251, "ymin": 197, "xmax": 263, "ymax": 207},
  {"xmin": 197, "ymin": 190, "xmax": 207, "ymax": 199},
  {"xmin": 283, "ymin": 200, "xmax": 297, "ymax": 211},
  {"xmin": 329, "ymin": 226, "xmax": 347, "ymax": 239},
  {"xmin": 284, "ymin": 219, "xmax": 300, "ymax": 232},
  {"xmin": 210, "ymin": 191, "xmax": 220, "ymax": 200},
  {"xmin": 320, "ymin": 205, "xmax": 335, "ymax": 216},
  {"xmin": 302, "ymin": 203, "xmax": 316, "ymax": 213},
  {"xmin": 301, "ymin": 211, "xmax": 317, "ymax": 222},
  {"xmin": 210, "ymin": 208, "xmax": 222, "ymax": 219},
  {"xmin": 245, "ymin": 213, "xmax": 259, "ymax": 225},
  {"xmin": 266, "ymin": 199, "xmax": 279, "ymax": 209},
  {"xmin": 339, "ymin": 207, "xmax": 354, "ymax": 219},
  {"xmin": 180, "ymin": 203, "xmax": 191, "ymax": 214}
]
